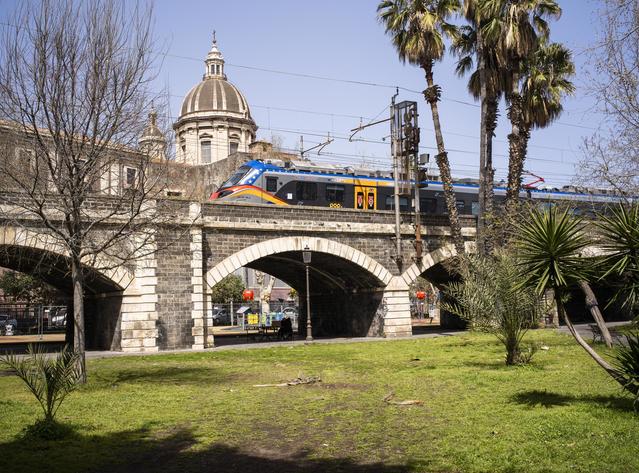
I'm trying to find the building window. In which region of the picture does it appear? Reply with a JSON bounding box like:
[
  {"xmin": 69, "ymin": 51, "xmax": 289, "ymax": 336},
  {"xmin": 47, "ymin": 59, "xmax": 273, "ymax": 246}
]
[
  {"xmin": 266, "ymin": 177, "xmax": 278, "ymax": 193},
  {"xmin": 123, "ymin": 166, "xmax": 137, "ymax": 188},
  {"xmin": 229, "ymin": 142, "xmax": 239, "ymax": 155},
  {"xmin": 325, "ymin": 184, "xmax": 345, "ymax": 203},
  {"xmin": 201, "ymin": 141, "xmax": 211, "ymax": 163},
  {"xmin": 296, "ymin": 182, "xmax": 317, "ymax": 201}
]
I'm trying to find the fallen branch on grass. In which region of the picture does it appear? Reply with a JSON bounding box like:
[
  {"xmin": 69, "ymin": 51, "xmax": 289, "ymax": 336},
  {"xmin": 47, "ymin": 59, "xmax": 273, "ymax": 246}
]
[
  {"xmin": 383, "ymin": 392, "xmax": 423, "ymax": 406},
  {"xmin": 253, "ymin": 375, "xmax": 321, "ymax": 387}
]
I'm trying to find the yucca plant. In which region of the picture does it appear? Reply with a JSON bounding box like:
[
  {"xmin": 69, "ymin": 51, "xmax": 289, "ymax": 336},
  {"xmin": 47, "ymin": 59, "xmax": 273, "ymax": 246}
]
[
  {"xmin": 516, "ymin": 207, "xmax": 628, "ymax": 388},
  {"xmin": 596, "ymin": 203, "xmax": 639, "ymax": 316},
  {"xmin": 1, "ymin": 345, "xmax": 82, "ymax": 427},
  {"xmin": 611, "ymin": 331, "xmax": 639, "ymax": 411}
]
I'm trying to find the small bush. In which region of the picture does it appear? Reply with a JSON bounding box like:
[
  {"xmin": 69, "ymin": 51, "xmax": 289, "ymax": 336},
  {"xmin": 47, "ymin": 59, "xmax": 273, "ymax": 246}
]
[
  {"xmin": 1, "ymin": 344, "xmax": 82, "ymax": 435},
  {"xmin": 444, "ymin": 252, "xmax": 541, "ymax": 365}
]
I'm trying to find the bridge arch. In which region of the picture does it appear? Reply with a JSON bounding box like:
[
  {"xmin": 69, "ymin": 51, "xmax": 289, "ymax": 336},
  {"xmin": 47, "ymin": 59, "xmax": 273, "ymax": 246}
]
[
  {"xmin": 0, "ymin": 226, "xmax": 139, "ymax": 350},
  {"xmin": 204, "ymin": 236, "xmax": 394, "ymax": 339},
  {"xmin": 399, "ymin": 242, "xmax": 475, "ymax": 289},
  {"xmin": 206, "ymin": 236, "xmax": 393, "ymax": 289},
  {"xmin": 0, "ymin": 226, "xmax": 134, "ymax": 291}
]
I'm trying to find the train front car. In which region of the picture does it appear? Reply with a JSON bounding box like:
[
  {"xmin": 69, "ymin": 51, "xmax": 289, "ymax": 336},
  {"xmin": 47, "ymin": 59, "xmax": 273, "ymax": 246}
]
[{"xmin": 210, "ymin": 160, "xmax": 288, "ymax": 205}]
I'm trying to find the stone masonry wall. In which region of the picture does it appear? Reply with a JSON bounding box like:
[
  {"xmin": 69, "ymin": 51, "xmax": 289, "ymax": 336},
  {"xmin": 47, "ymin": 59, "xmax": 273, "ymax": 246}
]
[{"xmin": 155, "ymin": 229, "xmax": 194, "ymax": 349}]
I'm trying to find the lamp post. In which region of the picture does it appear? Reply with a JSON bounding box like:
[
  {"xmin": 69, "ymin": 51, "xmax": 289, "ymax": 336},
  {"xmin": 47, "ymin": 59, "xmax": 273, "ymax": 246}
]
[{"xmin": 303, "ymin": 244, "xmax": 313, "ymax": 342}]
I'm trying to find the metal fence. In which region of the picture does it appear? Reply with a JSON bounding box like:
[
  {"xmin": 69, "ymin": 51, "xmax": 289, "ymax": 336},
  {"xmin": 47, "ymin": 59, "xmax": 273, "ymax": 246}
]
[
  {"xmin": 0, "ymin": 304, "xmax": 68, "ymax": 336},
  {"xmin": 211, "ymin": 301, "xmax": 299, "ymax": 329}
]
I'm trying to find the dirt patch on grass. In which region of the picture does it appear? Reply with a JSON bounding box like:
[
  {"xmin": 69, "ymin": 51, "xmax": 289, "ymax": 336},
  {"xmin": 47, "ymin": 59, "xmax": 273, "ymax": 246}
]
[{"xmin": 319, "ymin": 382, "xmax": 369, "ymax": 391}]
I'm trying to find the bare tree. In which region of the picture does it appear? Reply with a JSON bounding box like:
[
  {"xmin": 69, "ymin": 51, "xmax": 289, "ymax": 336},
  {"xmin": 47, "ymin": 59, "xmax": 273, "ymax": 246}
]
[
  {"xmin": 580, "ymin": 0, "xmax": 639, "ymax": 195},
  {"xmin": 0, "ymin": 0, "xmax": 172, "ymax": 382}
]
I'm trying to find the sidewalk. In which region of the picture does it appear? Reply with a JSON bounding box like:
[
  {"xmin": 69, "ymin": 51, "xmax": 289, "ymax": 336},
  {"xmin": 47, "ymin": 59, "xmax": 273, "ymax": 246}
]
[{"xmin": 84, "ymin": 328, "xmax": 465, "ymax": 359}]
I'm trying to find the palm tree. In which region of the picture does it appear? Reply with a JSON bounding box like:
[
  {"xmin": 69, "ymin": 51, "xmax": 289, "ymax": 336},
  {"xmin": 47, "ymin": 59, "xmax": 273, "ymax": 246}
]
[
  {"xmin": 480, "ymin": 0, "xmax": 561, "ymax": 215},
  {"xmin": 378, "ymin": 0, "xmax": 465, "ymax": 256},
  {"xmin": 453, "ymin": 0, "xmax": 507, "ymax": 254},
  {"xmin": 517, "ymin": 207, "xmax": 628, "ymax": 388},
  {"xmin": 520, "ymin": 41, "xmax": 575, "ymax": 165}
]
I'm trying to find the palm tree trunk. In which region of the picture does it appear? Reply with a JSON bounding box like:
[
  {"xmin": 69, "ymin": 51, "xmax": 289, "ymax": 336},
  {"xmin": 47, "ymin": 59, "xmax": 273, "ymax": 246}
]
[
  {"xmin": 506, "ymin": 69, "xmax": 524, "ymax": 216},
  {"xmin": 422, "ymin": 61, "xmax": 465, "ymax": 256},
  {"xmin": 483, "ymin": 96, "xmax": 498, "ymax": 254},
  {"xmin": 578, "ymin": 281, "xmax": 613, "ymax": 348},
  {"xmin": 477, "ymin": 32, "xmax": 488, "ymax": 256},
  {"xmin": 555, "ymin": 289, "xmax": 626, "ymax": 388}
]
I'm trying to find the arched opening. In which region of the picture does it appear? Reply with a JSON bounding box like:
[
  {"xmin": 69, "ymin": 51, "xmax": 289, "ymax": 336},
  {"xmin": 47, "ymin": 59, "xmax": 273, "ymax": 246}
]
[
  {"xmin": 0, "ymin": 244, "xmax": 127, "ymax": 350},
  {"xmin": 206, "ymin": 238, "xmax": 392, "ymax": 340},
  {"xmin": 401, "ymin": 243, "xmax": 474, "ymax": 330}
]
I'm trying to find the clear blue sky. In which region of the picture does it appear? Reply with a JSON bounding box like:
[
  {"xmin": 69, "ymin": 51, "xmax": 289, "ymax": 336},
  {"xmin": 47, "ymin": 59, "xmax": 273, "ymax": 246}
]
[{"xmin": 2, "ymin": 1, "xmax": 605, "ymax": 187}]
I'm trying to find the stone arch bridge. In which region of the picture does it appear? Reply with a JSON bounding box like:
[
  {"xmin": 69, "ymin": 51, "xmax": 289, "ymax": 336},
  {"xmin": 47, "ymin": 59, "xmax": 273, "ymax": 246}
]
[{"xmin": 0, "ymin": 199, "xmax": 477, "ymax": 352}]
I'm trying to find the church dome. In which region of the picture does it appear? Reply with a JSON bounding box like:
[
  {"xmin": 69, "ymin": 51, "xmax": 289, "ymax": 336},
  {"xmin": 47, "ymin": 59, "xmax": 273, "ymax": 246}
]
[
  {"xmin": 173, "ymin": 33, "xmax": 257, "ymax": 166},
  {"xmin": 180, "ymin": 78, "xmax": 251, "ymax": 117}
]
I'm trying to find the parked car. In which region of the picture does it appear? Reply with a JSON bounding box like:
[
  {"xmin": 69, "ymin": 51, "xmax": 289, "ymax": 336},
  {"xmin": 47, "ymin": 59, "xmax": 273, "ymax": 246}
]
[
  {"xmin": 0, "ymin": 314, "xmax": 18, "ymax": 334},
  {"xmin": 212, "ymin": 308, "xmax": 231, "ymax": 326},
  {"xmin": 282, "ymin": 307, "xmax": 298, "ymax": 318},
  {"xmin": 49, "ymin": 308, "xmax": 67, "ymax": 328}
]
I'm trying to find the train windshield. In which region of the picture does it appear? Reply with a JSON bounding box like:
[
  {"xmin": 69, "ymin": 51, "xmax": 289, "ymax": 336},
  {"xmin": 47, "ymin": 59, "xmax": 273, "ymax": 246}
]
[{"xmin": 220, "ymin": 166, "xmax": 251, "ymax": 189}]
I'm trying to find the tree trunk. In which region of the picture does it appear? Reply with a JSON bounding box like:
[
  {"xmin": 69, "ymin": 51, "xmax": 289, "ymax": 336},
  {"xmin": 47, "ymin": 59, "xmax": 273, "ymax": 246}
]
[
  {"xmin": 483, "ymin": 96, "xmax": 498, "ymax": 254},
  {"xmin": 555, "ymin": 289, "xmax": 626, "ymax": 389},
  {"xmin": 422, "ymin": 62, "xmax": 465, "ymax": 256},
  {"xmin": 579, "ymin": 280, "xmax": 613, "ymax": 348},
  {"xmin": 71, "ymin": 256, "xmax": 87, "ymax": 384},
  {"xmin": 545, "ymin": 288, "xmax": 559, "ymax": 327},
  {"xmin": 505, "ymin": 70, "xmax": 524, "ymax": 216},
  {"xmin": 477, "ymin": 31, "xmax": 488, "ymax": 256},
  {"xmin": 505, "ymin": 334, "xmax": 519, "ymax": 365}
]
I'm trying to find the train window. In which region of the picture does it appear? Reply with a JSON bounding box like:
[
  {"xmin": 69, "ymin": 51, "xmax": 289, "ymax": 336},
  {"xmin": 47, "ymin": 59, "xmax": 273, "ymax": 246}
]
[
  {"xmin": 296, "ymin": 182, "xmax": 317, "ymax": 201},
  {"xmin": 456, "ymin": 200, "xmax": 465, "ymax": 212},
  {"xmin": 420, "ymin": 198, "xmax": 437, "ymax": 214},
  {"xmin": 471, "ymin": 201, "xmax": 479, "ymax": 216},
  {"xmin": 326, "ymin": 184, "xmax": 345, "ymax": 203},
  {"xmin": 266, "ymin": 177, "xmax": 278, "ymax": 193},
  {"xmin": 385, "ymin": 196, "xmax": 409, "ymax": 211},
  {"xmin": 220, "ymin": 166, "xmax": 250, "ymax": 189}
]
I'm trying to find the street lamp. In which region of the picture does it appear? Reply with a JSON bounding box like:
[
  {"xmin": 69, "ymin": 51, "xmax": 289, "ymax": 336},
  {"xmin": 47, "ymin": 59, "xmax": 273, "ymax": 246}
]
[{"xmin": 303, "ymin": 244, "xmax": 313, "ymax": 342}]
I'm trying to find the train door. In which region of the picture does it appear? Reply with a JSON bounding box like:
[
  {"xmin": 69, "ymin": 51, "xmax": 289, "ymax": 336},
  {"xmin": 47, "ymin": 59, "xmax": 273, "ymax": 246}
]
[{"xmin": 354, "ymin": 185, "xmax": 377, "ymax": 210}]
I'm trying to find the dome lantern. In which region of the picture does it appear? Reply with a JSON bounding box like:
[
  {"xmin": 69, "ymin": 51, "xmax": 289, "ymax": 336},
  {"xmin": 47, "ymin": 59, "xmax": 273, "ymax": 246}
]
[{"xmin": 204, "ymin": 31, "xmax": 226, "ymax": 80}]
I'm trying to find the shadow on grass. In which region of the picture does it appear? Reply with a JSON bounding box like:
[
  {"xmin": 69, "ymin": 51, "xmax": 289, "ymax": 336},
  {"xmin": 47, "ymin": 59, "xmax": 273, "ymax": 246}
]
[
  {"xmin": 511, "ymin": 389, "xmax": 635, "ymax": 412},
  {"xmin": 0, "ymin": 424, "xmax": 411, "ymax": 473},
  {"xmin": 88, "ymin": 366, "xmax": 235, "ymax": 388}
]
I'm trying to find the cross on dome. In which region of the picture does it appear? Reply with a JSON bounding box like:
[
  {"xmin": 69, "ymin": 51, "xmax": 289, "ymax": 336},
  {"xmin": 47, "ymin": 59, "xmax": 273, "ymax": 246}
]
[{"xmin": 204, "ymin": 30, "xmax": 225, "ymax": 79}]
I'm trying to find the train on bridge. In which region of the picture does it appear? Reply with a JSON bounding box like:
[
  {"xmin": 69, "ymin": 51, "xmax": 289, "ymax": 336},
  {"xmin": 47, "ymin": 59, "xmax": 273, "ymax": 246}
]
[{"xmin": 210, "ymin": 159, "xmax": 631, "ymax": 216}]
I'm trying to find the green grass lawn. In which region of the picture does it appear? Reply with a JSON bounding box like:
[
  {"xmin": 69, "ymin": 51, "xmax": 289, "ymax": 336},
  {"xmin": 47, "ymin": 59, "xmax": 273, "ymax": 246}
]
[{"xmin": 0, "ymin": 330, "xmax": 637, "ymax": 473}]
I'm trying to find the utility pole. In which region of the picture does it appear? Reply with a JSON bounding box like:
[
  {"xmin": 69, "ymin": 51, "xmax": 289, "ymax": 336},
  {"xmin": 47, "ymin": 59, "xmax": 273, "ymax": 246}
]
[
  {"xmin": 392, "ymin": 99, "xmax": 420, "ymax": 264},
  {"xmin": 390, "ymin": 90, "xmax": 402, "ymax": 267}
]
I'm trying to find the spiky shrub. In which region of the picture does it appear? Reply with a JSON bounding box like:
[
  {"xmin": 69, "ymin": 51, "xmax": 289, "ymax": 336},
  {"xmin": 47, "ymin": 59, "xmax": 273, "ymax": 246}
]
[
  {"xmin": 596, "ymin": 204, "xmax": 639, "ymax": 318},
  {"xmin": 1, "ymin": 345, "xmax": 82, "ymax": 427},
  {"xmin": 443, "ymin": 252, "xmax": 541, "ymax": 365},
  {"xmin": 611, "ymin": 331, "xmax": 639, "ymax": 412}
]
